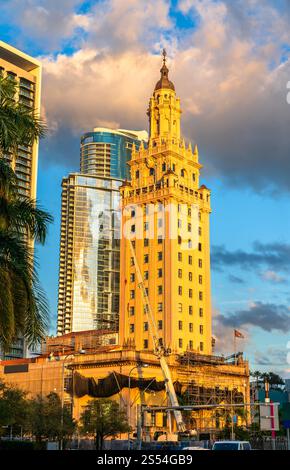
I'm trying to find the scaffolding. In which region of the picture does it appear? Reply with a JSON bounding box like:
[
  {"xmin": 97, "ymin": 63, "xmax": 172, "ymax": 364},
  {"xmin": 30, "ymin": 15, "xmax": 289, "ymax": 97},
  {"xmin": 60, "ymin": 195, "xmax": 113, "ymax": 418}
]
[
  {"xmin": 183, "ymin": 382, "xmax": 244, "ymax": 407},
  {"xmin": 178, "ymin": 351, "xmax": 244, "ymax": 367},
  {"xmin": 171, "ymin": 351, "xmax": 249, "ymax": 436},
  {"xmin": 42, "ymin": 329, "xmax": 118, "ymax": 355}
]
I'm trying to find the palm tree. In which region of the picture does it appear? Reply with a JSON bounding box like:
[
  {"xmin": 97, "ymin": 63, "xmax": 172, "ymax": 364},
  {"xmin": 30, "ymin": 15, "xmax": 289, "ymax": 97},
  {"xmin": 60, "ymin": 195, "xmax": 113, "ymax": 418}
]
[
  {"xmin": 250, "ymin": 370, "xmax": 262, "ymax": 389},
  {"xmin": 260, "ymin": 372, "xmax": 284, "ymax": 390},
  {"xmin": 0, "ymin": 74, "xmax": 46, "ymax": 155},
  {"xmin": 0, "ymin": 73, "xmax": 52, "ymax": 351}
]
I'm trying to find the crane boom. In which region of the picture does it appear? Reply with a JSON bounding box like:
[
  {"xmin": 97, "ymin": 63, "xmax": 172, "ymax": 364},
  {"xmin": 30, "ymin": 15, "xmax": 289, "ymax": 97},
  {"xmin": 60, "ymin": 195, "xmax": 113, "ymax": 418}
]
[{"xmin": 129, "ymin": 239, "xmax": 186, "ymax": 432}]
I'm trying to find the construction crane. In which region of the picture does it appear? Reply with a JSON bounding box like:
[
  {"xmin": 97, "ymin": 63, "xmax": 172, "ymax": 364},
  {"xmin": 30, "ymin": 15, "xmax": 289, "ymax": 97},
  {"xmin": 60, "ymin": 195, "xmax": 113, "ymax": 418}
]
[{"xmin": 129, "ymin": 239, "xmax": 186, "ymax": 432}]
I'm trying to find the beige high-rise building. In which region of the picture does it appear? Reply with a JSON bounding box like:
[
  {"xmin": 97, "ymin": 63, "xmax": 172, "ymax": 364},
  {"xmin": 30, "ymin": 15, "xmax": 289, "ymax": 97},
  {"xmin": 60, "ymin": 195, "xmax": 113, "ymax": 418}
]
[
  {"xmin": 0, "ymin": 41, "xmax": 42, "ymax": 360},
  {"xmin": 0, "ymin": 40, "xmax": 41, "ymax": 200}
]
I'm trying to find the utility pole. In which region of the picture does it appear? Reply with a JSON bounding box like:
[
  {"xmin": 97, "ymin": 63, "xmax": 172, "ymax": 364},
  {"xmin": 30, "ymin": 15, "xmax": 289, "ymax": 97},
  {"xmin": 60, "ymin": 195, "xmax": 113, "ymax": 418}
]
[
  {"xmin": 230, "ymin": 389, "xmax": 235, "ymax": 440},
  {"xmin": 127, "ymin": 364, "xmax": 149, "ymax": 449},
  {"xmin": 136, "ymin": 404, "xmax": 142, "ymax": 450},
  {"xmin": 264, "ymin": 378, "xmax": 276, "ymax": 450}
]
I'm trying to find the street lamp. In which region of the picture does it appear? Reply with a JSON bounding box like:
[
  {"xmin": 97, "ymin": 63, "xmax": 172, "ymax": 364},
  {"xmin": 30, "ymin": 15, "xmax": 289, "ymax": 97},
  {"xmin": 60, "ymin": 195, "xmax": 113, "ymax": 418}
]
[
  {"xmin": 127, "ymin": 363, "xmax": 149, "ymax": 450},
  {"xmin": 264, "ymin": 378, "xmax": 270, "ymax": 403},
  {"xmin": 60, "ymin": 349, "xmax": 85, "ymax": 450},
  {"xmin": 230, "ymin": 389, "xmax": 235, "ymax": 441}
]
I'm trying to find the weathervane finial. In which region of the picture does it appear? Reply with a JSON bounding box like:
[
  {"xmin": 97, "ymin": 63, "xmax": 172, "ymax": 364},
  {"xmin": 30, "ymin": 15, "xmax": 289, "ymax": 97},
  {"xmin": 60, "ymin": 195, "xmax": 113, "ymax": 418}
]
[
  {"xmin": 154, "ymin": 47, "xmax": 175, "ymax": 91},
  {"xmin": 162, "ymin": 48, "xmax": 167, "ymax": 65}
]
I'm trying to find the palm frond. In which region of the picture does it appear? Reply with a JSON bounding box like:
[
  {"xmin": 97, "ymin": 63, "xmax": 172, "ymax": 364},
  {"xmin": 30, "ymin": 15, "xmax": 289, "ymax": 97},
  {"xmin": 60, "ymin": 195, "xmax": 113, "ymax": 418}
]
[
  {"xmin": 0, "ymin": 108, "xmax": 19, "ymax": 155},
  {"xmin": 24, "ymin": 278, "xmax": 50, "ymax": 348},
  {"xmin": 0, "ymin": 74, "xmax": 17, "ymax": 103},
  {"xmin": 0, "ymin": 231, "xmax": 34, "ymax": 273},
  {"xmin": 0, "ymin": 231, "xmax": 49, "ymax": 349},
  {"xmin": 15, "ymin": 106, "xmax": 47, "ymax": 145},
  {"xmin": 0, "ymin": 269, "xmax": 15, "ymax": 350},
  {"xmin": 0, "ymin": 159, "xmax": 53, "ymax": 243},
  {"xmin": 10, "ymin": 270, "xmax": 28, "ymax": 336},
  {"xmin": 0, "ymin": 74, "xmax": 47, "ymax": 155},
  {"xmin": 0, "ymin": 158, "xmax": 18, "ymax": 198},
  {"xmin": 5, "ymin": 198, "xmax": 53, "ymax": 244}
]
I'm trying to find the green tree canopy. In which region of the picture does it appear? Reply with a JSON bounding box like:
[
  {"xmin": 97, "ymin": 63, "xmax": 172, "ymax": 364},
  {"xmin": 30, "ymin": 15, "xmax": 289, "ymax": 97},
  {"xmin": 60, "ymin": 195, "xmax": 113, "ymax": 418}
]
[
  {"xmin": 0, "ymin": 379, "xmax": 29, "ymax": 435},
  {"xmin": 250, "ymin": 370, "xmax": 285, "ymax": 389},
  {"xmin": 80, "ymin": 398, "xmax": 130, "ymax": 450},
  {"xmin": 27, "ymin": 392, "xmax": 76, "ymax": 445},
  {"xmin": 261, "ymin": 372, "xmax": 285, "ymax": 389}
]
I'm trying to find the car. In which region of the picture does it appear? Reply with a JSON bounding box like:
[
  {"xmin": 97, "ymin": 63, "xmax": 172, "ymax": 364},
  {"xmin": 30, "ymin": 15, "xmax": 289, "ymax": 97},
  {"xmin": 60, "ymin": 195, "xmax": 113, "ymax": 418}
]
[
  {"xmin": 212, "ymin": 441, "xmax": 251, "ymax": 451},
  {"xmin": 182, "ymin": 446, "xmax": 208, "ymax": 451}
]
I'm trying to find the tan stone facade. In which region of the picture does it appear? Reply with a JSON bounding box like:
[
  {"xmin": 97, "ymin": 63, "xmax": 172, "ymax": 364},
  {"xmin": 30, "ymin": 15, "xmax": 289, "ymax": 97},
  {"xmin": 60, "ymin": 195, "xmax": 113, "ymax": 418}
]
[
  {"xmin": 0, "ymin": 347, "xmax": 250, "ymax": 438},
  {"xmin": 119, "ymin": 55, "xmax": 212, "ymax": 355},
  {"xmin": 42, "ymin": 329, "xmax": 118, "ymax": 355}
]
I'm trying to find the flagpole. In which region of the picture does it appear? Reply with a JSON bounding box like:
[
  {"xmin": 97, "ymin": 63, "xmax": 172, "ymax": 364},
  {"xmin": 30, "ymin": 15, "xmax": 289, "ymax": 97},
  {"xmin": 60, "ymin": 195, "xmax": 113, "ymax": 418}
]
[{"xmin": 234, "ymin": 330, "xmax": 236, "ymax": 365}]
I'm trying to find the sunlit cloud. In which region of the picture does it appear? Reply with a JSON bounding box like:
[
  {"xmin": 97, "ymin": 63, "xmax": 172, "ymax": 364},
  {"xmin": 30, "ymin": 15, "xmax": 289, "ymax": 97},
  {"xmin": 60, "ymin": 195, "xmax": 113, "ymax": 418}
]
[{"xmin": 3, "ymin": 1, "xmax": 289, "ymax": 190}]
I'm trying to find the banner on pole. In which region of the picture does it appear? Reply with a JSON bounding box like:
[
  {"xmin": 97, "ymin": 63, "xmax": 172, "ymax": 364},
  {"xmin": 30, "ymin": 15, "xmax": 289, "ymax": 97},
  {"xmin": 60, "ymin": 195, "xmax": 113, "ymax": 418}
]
[{"xmin": 260, "ymin": 403, "xmax": 279, "ymax": 431}]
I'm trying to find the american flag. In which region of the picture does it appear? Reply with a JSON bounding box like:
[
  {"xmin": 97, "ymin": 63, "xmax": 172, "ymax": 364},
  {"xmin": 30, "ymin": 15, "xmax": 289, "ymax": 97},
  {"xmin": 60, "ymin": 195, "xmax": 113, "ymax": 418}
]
[{"xmin": 234, "ymin": 329, "xmax": 244, "ymax": 339}]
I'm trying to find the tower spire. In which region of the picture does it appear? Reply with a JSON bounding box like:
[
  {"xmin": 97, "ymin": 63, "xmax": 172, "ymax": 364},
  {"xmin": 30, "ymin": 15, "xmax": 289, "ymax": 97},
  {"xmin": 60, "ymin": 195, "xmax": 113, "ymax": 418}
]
[
  {"xmin": 154, "ymin": 49, "xmax": 175, "ymax": 91},
  {"xmin": 162, "ymin": 48, "xmax": 167, "ymax": 65}
]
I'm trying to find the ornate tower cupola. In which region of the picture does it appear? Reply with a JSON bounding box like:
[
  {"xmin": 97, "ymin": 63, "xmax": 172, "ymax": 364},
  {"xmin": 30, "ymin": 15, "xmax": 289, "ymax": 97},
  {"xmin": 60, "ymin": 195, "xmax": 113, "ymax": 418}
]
[
  {"xmin": 154, "ymin": 49, "xmax": 175, "ymax": 92},
  {"xmin": 148, "ymin": 49, "xmax": 182, "ymax": 142}
]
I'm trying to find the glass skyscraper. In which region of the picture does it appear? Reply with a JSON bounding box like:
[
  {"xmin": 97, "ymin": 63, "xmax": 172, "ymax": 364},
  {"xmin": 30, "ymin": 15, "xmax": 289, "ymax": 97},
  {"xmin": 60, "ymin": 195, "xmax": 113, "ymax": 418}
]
[
  {"xmin": 57, "ymin": 175, "xmax": 122, "ymax": 333},
  {"xmin": 57, "ymin": 129, "xmax": 147, "ymax": 335},
  {"xmin": 80, "ymin": 128, "xmax": 148, "ymax": 179}
]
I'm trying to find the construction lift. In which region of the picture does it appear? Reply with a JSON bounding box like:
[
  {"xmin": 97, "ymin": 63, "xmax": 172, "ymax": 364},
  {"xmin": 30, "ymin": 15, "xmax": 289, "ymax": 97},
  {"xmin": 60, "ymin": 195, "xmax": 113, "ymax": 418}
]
[{"xmin": 129, "ymin": 239, "xmax": 186, "ymax": 434}]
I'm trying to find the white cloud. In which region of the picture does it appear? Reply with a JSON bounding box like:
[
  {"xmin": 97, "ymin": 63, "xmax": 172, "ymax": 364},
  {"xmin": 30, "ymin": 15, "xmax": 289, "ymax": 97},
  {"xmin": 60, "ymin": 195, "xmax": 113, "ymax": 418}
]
[
  {"xmin": 254, "ymin": 347, "xmax": 288, "ymax": 366},
  {"xmin": 212, "ymin": 307, "xmax": 250, "ymax": 355},
  {"xmin": 252, "ymin": 346, "xmax": 290, "ymax": 377},
  {"xmin": 261, "ymin": 270, "xmax": 286, "ymax": 283},
  {"xmin": 5, "ymin": 0, "xmax": 288, "ymax": 190},
  {"xmin": 2, "ymin": 0, "xmax": 89, "ymax": 49},
  {"xmin": 41, "ymin": 48, "xmax": 161, "ymax": 135},
  {"xmin": 87, "ymin": 0, "xmax": 171, "ymax": 51}
]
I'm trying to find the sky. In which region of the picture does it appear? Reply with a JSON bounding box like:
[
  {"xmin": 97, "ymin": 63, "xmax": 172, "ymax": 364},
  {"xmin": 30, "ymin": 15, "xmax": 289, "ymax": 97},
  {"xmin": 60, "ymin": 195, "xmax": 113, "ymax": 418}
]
[{"xmin": 1, "ymin": 0, "xmax": 290, "ymax": 377}]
